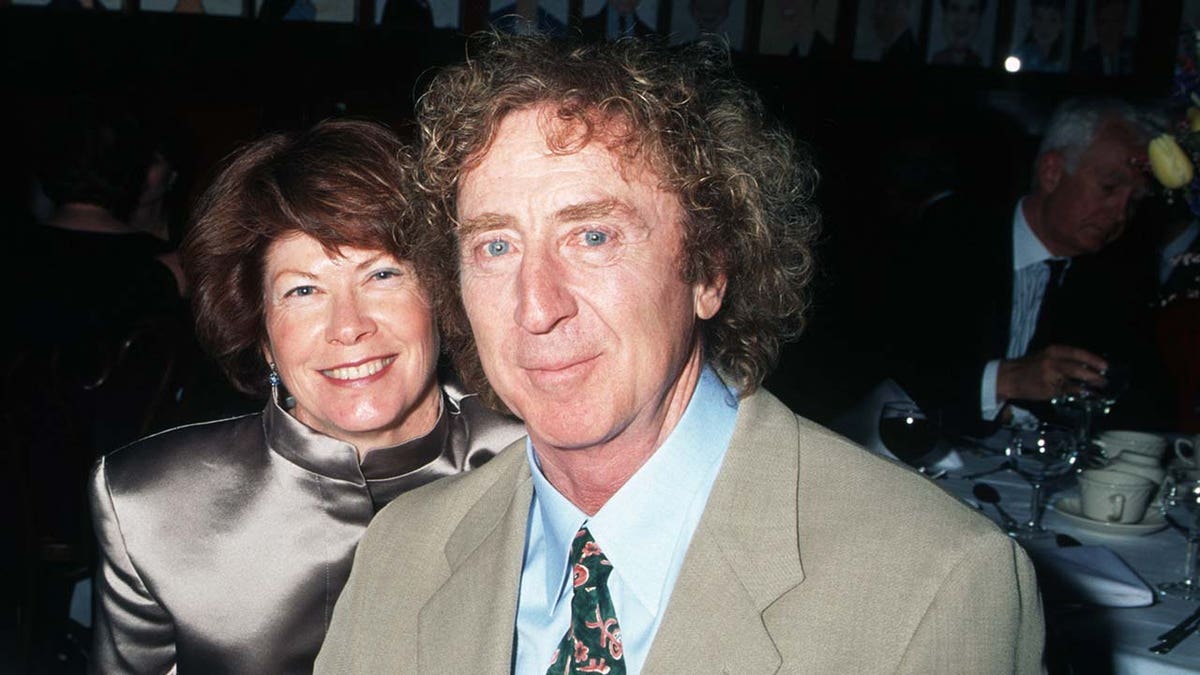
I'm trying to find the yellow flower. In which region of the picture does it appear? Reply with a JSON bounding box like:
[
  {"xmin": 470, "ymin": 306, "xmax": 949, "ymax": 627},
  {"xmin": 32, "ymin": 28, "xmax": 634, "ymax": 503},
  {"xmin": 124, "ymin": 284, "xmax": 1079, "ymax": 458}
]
[
  {"xmin": 1149, "ymin": 134, "xmax": 1194, "ymax": 189},
  {"xmin": 1189, "ymin": 107, "xmax": 1200, "ymax": 132}
]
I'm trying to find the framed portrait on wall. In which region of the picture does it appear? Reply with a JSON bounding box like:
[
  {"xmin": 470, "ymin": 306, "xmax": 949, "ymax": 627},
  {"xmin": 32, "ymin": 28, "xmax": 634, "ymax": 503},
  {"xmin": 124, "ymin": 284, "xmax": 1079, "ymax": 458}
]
[
  {"xmin": 1007, "ymin": 0, "xmax": 1075, "ymax": 73},
  {"xmin": 142, "ymin": 0, "xmax": 242, "ymax": 14},
  {"xmin": 257, "ymin": 0, "xmax": 354, "ymax": 21},
  {"xmin": 1075, "ymin": 0, "xmax": 1138, "ymax": 76},
  {"xmin": 1181, "ymin": 0, "xmax": 1200, "ymax": 68},
  {"xmin": 669, "ymin": 0, "xmax": 745, "ymax": 49},
  {"xmin": 487, "ymin": 0, "xmax": 569, "ymax": 36},
  {"xmin": 758, "ymin": 0, "xmax": 839, "ymax": 57},
  {"xmin": 852, "ymin": 0, "xmax": 922, "ymax": 64},
  {"xmin": 11, "ymin": 0, "xmax": 123, "ymax": 9},
  {"xmin": 376, "ymin": 0, "xmax": 458, "ymax": 28},
  {"xmin": 579, "ymin": 0, "xmax": 659, "ymax": 40},
  {"xmin": 925, "ymin": 0, "xmax": 998, "ymax": 67}
]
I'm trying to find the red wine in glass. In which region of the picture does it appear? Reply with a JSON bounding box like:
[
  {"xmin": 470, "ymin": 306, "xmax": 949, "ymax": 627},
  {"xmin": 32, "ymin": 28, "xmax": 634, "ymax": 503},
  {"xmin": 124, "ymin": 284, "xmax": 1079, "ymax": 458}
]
[{"xmin": 879, "ymin": 401, "xmax": 938, "ymax": 466}]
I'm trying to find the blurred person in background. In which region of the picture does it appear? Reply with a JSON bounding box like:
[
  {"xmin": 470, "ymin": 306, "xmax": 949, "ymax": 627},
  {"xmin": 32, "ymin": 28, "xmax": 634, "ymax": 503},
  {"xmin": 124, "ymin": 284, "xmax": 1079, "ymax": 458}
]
[{"xmin": 887, "ymin": 98, "xmax": 1166, "ymax": 435}]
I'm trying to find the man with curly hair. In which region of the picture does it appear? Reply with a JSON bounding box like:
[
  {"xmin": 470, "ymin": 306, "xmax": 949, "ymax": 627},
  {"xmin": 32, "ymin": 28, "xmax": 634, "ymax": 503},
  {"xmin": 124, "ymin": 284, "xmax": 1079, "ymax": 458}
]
[{"xmin": 318, "ymin": 34, "xmax": 1044, "ymax": 674}]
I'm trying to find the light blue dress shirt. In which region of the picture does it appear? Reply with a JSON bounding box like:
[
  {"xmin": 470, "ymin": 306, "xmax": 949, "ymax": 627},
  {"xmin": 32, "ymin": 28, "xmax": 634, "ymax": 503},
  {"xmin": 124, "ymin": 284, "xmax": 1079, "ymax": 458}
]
[
  {"xmin": 514, "ymin": 366, "xmax": 739, "ymax": 674},
  {"xmin": 980, "ymin": 199, "xmax": 1067, "ymax": 424}
]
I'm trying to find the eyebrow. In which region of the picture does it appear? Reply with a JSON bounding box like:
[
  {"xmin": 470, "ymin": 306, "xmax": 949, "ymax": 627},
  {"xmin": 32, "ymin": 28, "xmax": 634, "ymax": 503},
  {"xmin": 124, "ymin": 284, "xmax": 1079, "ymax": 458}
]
[
  {"xmin": 458, "ymin": 198, "xmax": 637, "ymax": 238},
  {"xmin": 555, "ymin": 198, "xmax": 629, "ymax": 222},
  {"xmin": 457, "ymin": 213, "xmax": 514, "ymax": 240},
  {"xmin": 268, "ymin": 252, "xmax": 392, "ymax": 286}
]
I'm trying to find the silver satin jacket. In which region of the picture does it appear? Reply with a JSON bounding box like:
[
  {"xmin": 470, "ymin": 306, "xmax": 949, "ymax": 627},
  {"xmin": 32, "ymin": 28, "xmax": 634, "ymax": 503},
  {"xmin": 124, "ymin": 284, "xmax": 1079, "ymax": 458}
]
[{"xmin": 88, "ymin": 383, "xmax": 524, "ymax": 674}]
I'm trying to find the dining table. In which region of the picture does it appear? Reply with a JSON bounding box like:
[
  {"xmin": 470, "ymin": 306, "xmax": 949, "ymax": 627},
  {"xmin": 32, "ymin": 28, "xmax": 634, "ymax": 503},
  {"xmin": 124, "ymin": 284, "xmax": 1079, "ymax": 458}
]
[{"xmin": 933, "ymin": 444, "xmax": 1200, "ymax": 674}]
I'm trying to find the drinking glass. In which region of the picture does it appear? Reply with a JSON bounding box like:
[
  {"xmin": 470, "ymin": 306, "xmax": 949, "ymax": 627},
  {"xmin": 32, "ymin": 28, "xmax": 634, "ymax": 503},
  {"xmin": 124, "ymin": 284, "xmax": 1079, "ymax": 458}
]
[
  {"xmin": 1159, "ymin": 474, "xmax": 1200, "ymax": 600},
  {"xmin": 1006, "ymin": 423, "xmax": 1079, "ymax": 537},
  {"xmin": 1051, "ymin": 360, "xmax": 1128, "ymax": 449},
  {"xmin": 878, "ymin": 401, "xmax": 938, "ymax": 468}
]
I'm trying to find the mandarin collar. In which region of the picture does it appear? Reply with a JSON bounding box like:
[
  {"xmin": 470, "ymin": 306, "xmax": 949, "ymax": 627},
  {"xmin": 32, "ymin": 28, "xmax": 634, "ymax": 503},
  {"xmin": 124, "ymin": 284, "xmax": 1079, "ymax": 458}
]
[{"xmin": 263, "ymin": 389, "xmax": 452, "ymax": 487}]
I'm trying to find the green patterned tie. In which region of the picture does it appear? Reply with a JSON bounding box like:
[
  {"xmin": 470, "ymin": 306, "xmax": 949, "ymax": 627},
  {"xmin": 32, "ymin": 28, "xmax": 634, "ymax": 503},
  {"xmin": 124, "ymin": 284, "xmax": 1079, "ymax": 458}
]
[{"xmin": 546, "ymin": 527, "xmax": 626, "ymax": 675}]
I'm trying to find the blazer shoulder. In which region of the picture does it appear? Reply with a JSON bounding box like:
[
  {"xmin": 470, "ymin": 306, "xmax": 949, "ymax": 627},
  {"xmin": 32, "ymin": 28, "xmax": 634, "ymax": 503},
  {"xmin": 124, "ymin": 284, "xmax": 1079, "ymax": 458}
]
[
  {"xmin": 96, "ymin": 412, "xmax": 264, "ymax": 495},
  {"xmin": 742, "ymin": 389, "xmax": 1002, "ymax": 545}
]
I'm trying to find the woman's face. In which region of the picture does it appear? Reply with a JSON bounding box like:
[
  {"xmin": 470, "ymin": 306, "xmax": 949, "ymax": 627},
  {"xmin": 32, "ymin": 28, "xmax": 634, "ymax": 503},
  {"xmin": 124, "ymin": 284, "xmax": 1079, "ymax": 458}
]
[
  {"xmin": 943, "ymin": 0, "xmax": 982, "ymax": 49},
  {"xmin": 262, "ymin": 232, "xmax": 441, "ymax": 452},
  {"xmin": 1032, "ymin": 6, "xmax": 1063, "ymax": 52}
]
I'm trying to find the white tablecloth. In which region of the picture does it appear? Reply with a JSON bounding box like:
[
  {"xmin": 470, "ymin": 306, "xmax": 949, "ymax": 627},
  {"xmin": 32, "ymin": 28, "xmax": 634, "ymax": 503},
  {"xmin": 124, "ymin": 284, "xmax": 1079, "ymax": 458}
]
[{"xmin": 939, "ymin": 451, "xmax": 1200, "ymax": 673}]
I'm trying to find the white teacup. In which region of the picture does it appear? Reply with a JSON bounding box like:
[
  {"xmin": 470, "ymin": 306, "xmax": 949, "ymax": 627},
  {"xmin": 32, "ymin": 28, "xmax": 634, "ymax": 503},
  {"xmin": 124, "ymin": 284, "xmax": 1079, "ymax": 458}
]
[
  {"xmin": 1107, "ymin": 456, "xmax": 1167, "ymax": 484},
  {"xmin": 1175, "ymin": 435, "xmax": 1200, "ymax": 468},
  {"xmin": 1078, "ymin": 469, "xmax": 1157, "ymax": 524},
  {"xmin": 1095, "ymin": 430, "xmax": 1168, "ymax": 461}
]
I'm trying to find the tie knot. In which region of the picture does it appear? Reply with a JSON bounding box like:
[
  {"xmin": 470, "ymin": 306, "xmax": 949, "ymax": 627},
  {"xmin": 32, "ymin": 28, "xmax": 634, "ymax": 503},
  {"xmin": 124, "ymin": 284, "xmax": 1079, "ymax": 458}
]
[
  {"xmin": 570, "ymin": 527, "xmax": 613, "ymax": 583},
  {"xmin": 1046, "ymin": 258, "xmax": 1068, "ymax": 287}
]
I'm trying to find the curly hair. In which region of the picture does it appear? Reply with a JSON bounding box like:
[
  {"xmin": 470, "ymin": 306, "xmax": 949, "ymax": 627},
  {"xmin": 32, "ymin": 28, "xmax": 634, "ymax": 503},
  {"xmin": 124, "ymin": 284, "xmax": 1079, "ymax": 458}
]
[
  {"xmin": 416, "ymin": 33, "xmax": 819, "ymax": 407},
  {"xmin": 182, "ymin": 118, "xmax": 438, "ymax": 395}
]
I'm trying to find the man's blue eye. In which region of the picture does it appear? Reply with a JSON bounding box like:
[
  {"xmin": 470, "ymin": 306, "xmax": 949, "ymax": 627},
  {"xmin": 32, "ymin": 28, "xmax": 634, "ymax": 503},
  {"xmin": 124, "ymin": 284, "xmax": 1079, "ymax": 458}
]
[
  {"xmin": 583, "ymin": 231, "xmax": 608, "ymax": 246},
  {"xmin": 486, "ymin": 240, "xmax": 510, "ymax": 257}
]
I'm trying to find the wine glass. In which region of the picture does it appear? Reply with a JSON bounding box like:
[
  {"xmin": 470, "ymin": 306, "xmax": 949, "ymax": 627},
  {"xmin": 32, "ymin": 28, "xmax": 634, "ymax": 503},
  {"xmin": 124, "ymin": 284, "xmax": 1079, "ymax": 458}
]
[
  {"xmin": 878, "ymin": 401, "xmax": 938, "ymax": 469},
  {"xmin": 1158, "ymin": 473, "xmax": 1200, "ymax": 600},
  {"xmin": 1050, "ymin": 359, "xmax": 1129, "ymax": 449},
  {"xmin": 1004, "ymin": 423, "xmax": 1079, "ymax": 537}
]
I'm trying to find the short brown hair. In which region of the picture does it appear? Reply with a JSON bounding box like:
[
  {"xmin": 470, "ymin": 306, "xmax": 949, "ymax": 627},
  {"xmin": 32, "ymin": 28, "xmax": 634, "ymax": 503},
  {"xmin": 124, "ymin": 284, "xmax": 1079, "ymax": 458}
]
[
  {"xmin": 417, "ymin": 33, "xmax": 819, "ymax": 407},
  {"xmin": 183, "ymin": 118, "xmax": 435, "ymax": 395}
]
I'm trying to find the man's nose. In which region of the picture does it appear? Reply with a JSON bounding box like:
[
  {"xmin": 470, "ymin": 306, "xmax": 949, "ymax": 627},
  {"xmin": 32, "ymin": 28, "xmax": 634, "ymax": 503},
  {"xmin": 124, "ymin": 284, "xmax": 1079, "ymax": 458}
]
[
  {"xmin": 514, "ymin": 248, "xmax": 577, "ymax": 334},
  {"xmin": 326, "ymin": 293, "xmax": 377, "ymax": 345}
]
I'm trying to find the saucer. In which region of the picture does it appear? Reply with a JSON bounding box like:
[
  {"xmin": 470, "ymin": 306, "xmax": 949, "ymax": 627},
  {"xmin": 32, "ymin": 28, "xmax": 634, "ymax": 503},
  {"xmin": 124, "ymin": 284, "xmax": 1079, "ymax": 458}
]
[{"xmin": 1048, "ymin": 496, "xmax": 1168, "ymax": 536}]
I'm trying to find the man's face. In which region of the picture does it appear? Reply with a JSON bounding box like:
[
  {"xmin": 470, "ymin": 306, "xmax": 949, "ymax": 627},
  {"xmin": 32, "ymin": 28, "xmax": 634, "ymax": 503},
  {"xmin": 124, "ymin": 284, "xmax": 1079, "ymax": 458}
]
[
  {"xmin": 872, "ymin": 0, "xmax": 910, "ymax": 45},
  {"xmin": 691, "ymin": 0, "xmax": 731, "ymax": 31},
  {"xmin": 942, "ymin": 0, "xmax": 982, "ymax": 49},
  {"xmin": 778, "ymin": 0, "xmax": 814, "ymax": 31},
  {"xmin": 456, "ymin": 107, "xmax": 724, "ymax": 453},
  {"xmin": 1032, "ymin": 6, "xmax": 1064, "ymax": 51},
  {"xmin": 611, "ymin": 0, "xmax": 639, "ymax": 14},
  {"xmin": 1036, "ymin": 120, "xmax": 1147, "ymax": 257}
]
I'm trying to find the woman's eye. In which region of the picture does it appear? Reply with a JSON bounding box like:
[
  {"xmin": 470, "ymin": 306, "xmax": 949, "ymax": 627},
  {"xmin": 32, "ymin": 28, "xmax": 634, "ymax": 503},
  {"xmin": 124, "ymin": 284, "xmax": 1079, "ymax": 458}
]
[
  {"xmin": 285, "ymin": 285, "xmax": 316, "ymax": 298},
  {"xmin": 372, "ymin": 269, "xmax": 401, "ymax": 281},
  {"xmin": 582, "ymin": 230, "xmax": 608, "ymax": 246},
  {"xmin": 485, "ymin": 240, "xmax": 511, "ymax": 257}
]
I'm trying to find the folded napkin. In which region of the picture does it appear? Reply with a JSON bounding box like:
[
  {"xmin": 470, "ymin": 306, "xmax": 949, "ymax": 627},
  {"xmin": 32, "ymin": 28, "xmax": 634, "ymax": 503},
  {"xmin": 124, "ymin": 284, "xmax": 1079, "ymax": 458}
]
[{"xmin": 1026, "ymin": 545, "xmax": 1154, "ymax": 608}]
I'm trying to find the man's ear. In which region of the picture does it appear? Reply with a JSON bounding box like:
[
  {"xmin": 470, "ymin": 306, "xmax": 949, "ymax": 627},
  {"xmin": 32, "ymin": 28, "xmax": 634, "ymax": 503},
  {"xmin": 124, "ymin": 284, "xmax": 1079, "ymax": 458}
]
[
  {"xmin": 1036, "ymin": 150, "xmax": 1066, "ymax": 194},
  {"xmin": 694, "ymin": 273, "xmax": 727, "ymax": 321}
]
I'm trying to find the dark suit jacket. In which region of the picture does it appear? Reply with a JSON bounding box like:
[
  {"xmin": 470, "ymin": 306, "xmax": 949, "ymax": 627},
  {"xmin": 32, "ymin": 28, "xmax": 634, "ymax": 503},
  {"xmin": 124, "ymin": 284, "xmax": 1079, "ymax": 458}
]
[
  {"xmin": 316, "ymin": 388, "xmax": 1044, "ymax": 673},
  {"xmin": 887, "ymin": 195, "xmax": 1168, "ymax": 434},
  {"xmin": 1075, "ymin": 39, "xmax": 1135, "ymax": 76},
  {"xmin": 882, "ymin": 28, "xmax": 920, "ymax": 65},
  {"xmin": 579, "ymin": 5, "xmax": 655, "ymax": 40}
]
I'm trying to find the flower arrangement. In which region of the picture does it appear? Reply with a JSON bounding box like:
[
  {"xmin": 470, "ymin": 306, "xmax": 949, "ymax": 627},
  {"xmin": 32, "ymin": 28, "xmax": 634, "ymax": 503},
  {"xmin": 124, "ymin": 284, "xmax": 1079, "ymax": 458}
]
[
  {"xmin": 1145, "ymin": 29, "xmax": 1200, "ymax": 307},
  {"xmin": 1148, "ymin": 30, "xmax": 1200, "ymax": 212}
]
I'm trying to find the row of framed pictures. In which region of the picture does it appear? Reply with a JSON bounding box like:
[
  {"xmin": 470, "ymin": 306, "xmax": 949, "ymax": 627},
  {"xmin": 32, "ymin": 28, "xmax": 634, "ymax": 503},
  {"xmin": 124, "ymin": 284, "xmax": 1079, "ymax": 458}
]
[{"xmin": 7, "ymin": 0, "xmax": 1158, "ymax": 76}]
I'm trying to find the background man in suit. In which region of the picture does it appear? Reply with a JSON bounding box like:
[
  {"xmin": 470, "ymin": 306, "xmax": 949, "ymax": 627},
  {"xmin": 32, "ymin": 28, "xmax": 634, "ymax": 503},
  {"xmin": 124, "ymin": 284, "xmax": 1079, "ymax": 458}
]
[
  {"xmin": 317, "ymin": 33, "xmax": 1044, "ymax": 674},
  {"xmin": 888, "ymin": 98, "xmax": 1158, "ymax": 435}
]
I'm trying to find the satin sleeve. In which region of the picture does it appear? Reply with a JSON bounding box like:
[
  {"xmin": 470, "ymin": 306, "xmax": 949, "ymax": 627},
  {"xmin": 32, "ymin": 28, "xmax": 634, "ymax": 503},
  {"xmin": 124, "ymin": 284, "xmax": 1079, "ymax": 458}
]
[{"xmin": 89, "ymin": 456, "xmax": 177, "ymax": 674}]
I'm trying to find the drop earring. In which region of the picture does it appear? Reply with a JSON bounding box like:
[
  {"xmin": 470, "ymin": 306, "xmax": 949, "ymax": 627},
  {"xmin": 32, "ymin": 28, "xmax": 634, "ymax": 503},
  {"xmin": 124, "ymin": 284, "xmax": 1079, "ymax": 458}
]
[{"xmin": 268, "ymin": 364, "xmax": 281, "ymax": 388}]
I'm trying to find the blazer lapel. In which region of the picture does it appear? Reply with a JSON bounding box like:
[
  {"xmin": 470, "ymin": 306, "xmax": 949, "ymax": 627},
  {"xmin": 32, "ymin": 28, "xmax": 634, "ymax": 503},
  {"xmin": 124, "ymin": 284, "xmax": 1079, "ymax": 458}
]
[
  {"xmin": 643, "ymin": 391, "xmax": 804, "ymax": 675},
  {"xmin": 417, "ymin": 450, "xmax": 533, "ymax": 674}
]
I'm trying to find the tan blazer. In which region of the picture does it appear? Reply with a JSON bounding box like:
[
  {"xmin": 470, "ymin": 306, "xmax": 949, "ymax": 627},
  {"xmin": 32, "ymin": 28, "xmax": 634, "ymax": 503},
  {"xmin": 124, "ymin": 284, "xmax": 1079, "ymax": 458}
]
[{"xmin": 316, "ymin": 389, "xmax": 1044, "ymax": 674}]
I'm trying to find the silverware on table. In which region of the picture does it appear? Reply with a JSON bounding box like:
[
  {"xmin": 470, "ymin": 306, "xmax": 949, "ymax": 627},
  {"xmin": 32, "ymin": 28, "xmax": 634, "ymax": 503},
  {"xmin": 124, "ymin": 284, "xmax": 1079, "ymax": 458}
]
[
  {"xmin": 972, "ymin": 482, "xmax": 1021, "ymax": 533},
  {"xmin": 1150, "ymin": 604, "xmax": 1200, "ymax": 654}
]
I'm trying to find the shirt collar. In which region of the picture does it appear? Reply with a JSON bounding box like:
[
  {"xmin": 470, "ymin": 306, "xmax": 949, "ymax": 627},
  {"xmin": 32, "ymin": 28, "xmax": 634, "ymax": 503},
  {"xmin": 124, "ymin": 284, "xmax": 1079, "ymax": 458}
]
[
  {"xmin": 1012, "ymin": 198, "xmax": 1060, "ymax": 270},
  {"xmin": 525, "ymin": 365, "xmax": 739, "ymax": 616}
]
